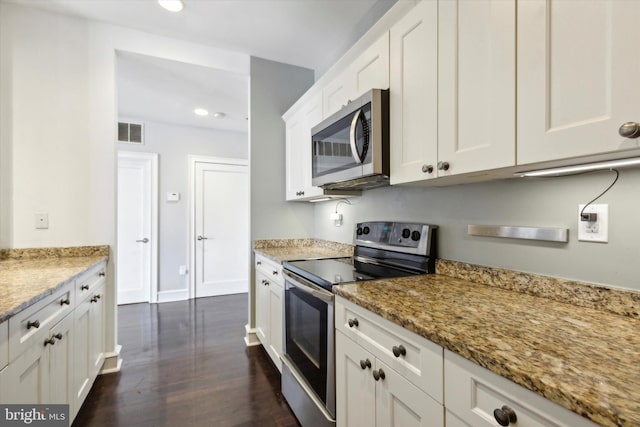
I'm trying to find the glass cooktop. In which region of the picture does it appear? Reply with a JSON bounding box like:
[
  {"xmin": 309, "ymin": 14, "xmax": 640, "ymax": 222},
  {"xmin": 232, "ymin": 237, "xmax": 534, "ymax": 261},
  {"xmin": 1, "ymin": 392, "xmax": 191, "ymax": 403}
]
[{"xmin": 283, "ymin": 258, "xmax": 374, "ymax": 289}]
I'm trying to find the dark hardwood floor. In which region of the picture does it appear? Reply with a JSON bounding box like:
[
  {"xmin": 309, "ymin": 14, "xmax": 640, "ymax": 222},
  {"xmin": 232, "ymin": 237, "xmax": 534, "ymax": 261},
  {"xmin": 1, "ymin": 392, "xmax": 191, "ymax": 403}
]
[{"xmin": 73, "ymin": 294, "xmax": 300, "ymax": 427}]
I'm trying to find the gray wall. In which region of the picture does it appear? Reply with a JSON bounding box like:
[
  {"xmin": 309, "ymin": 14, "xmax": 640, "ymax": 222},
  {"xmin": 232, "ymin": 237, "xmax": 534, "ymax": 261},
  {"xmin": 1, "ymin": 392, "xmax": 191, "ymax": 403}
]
[
  {"xmin": 248, "ymin": 56, "xmax": 315, "ymax": 328},
  {"xmin": 249, "ymin": 57, "xmax": 315, "ymax": 241},
  {"xmin": 314, "ymin": 169, "xmax": 640, "ymax": 291},
  {"xmin": 119, "ymin": 120, "xmax": 247, "ymax": 292}
]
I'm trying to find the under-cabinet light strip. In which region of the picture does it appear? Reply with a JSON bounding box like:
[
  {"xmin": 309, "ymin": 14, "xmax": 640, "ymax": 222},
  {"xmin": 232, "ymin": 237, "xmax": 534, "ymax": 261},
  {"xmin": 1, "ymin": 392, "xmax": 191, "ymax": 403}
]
[{"xmin": 517, "ymin": 158, "xmax": 640, "ymax": 177}]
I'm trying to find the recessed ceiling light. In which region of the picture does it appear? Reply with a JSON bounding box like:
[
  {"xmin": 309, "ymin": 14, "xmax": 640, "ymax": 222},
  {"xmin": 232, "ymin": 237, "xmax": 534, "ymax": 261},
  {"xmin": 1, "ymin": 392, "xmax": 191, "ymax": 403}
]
[
  {"xmin": 194, "ymin": 108, "xmax": 209, "ymax": 116},
  {"xmin": 213, "ymin": 112, "xmax": 226, "ymax": 119},
  {"xmin": 158, "ymin": 0, "xmax": 184, "ymax": 12}
]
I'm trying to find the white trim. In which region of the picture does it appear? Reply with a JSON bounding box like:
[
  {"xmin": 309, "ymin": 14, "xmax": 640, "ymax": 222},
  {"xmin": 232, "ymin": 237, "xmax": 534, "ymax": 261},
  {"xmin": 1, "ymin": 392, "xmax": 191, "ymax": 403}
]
[
  {"xmin": 244, "ymin": 324, "xmax": 261, "ymax": 347},
  {"xmin": 188, "ymin": 155, "xmax": 249, "ymax": 300},
  {"xmin": 117, "ymin": 151, "xmax": 159, "ymax": 304},
  {"xmin": 157, "ymin": 288, "xmax": 190, "ymax": 303},
  {"xmin": 100, "ymin": 344, "xmax": 123, "ymax": 374}
]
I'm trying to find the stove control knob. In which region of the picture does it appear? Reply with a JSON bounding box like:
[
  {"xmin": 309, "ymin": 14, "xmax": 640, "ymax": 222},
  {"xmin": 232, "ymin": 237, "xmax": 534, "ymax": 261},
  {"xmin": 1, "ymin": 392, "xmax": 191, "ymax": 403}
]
[
  {"xmin": 357, "ymin": 227, "xmax": 363, "ymax": 235},
  {"xmin": 363, "ymin": 226, "xmax": 370, "ymax": 235},
  {"xmin": 402, "ymin": 228, "xmax": 411, "ymax": 239},
  {"xmin": 411, "ymin": 230, "xmax": 421, "ymax": 241}
]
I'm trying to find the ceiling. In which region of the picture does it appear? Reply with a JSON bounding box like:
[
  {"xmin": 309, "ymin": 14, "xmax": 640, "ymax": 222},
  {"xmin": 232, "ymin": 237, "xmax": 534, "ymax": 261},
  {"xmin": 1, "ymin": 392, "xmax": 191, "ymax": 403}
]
[{"xmin": 8, "ymin": 0, "xmax": 396, "ymax": 132}]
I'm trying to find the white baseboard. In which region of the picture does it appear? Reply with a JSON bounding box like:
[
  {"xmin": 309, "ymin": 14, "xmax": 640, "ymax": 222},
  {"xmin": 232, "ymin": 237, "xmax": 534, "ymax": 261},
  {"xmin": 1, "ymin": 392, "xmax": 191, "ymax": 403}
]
[
  {"xmin": 244, "ymin": 324, "xmax": 260, "ymax": 347},
  {"xmin": 157, "ymin": 288, "xmax": 189, "ymax": 303},
  {"xmin": 100, "ymin": 344, "xmax": 123, "ymax": 374}
]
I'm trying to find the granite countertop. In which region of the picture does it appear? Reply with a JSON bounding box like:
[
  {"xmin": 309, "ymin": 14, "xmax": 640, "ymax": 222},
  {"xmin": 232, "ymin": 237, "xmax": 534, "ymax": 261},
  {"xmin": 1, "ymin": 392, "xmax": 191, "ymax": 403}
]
[
  {"xmin": 0, "ymin": 246, "xmax": 109, "ymax": 323},
  {"xmin": 254, "ymin": 238, "xmax": 353, "ymax": 263},
  {"xmin": 334, "ymin": 273, "xmax": 640, "ymax": 427}
]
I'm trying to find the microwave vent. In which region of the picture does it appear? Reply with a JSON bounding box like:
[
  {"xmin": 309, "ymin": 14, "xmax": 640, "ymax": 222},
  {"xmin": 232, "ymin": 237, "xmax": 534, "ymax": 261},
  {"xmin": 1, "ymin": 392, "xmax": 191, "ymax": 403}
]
[{"xmin": 118, "ymin": 121, "xmax": 144, "ymax": 144}]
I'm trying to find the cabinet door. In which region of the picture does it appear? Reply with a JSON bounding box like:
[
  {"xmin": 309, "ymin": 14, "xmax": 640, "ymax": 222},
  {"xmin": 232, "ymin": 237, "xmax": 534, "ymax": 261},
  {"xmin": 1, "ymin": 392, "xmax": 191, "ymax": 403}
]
[
  {"xmin": 323, "ymin": 72, "xmax": 354, "ymax": 118},
  {"xmin": 351, "ymin": 32, "xmax": 390, "ymax": 99},
  {"xmin": 389, "ymin": 0, "xmax": 438, "ymax": 184},
  {"xmin": 285, "ymin": 94, "xmax": 324, "ymax": 201},
  {"xmin": 49, "ymin": 313, "xmax": 74, "ymax": 411},
  {"xmin": 73, "ymin": 294, "xmax": 92, "ymax": 407},
  {"xmin": 0, "ymin": 366, "xmax": 7, "ymax": 402},
  {"xmin": 267, "ymin": 281, "xmax": 283, "ymax": 371},
  {"xmin": 375, "ymin": 359, "xmax": 444, "ymax": 427},
  {"xmin": 518, "ymin": 0, "xmax": 640, "ymax": 165},
  {"xmin": 438, "ymin": 0, "xmax": 516, "ymax": 176},
  {"xmin": 336, "ymin": 331, "xmax": 376, "ymax": 427},
  {"xmin": 5, "ymin": 341, "xmax": 49, "ymax": 404},
  {"xmin": 90, "ymin": 285, "xmax": 105, "ymax": 378},
  {"xmin": 255, "ymin": 271, "xmax": 269, "ymax": 345}
]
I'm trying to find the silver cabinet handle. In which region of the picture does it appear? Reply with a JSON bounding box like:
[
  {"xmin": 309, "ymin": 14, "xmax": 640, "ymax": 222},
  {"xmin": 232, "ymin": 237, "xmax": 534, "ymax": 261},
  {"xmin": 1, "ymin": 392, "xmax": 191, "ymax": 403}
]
[
  {"xmin": 437, "ymin": 161, "xmax": 450, "ymax": 171},
  {"xmin": 196, "ymin": 235, "xmax": 208, "ymax": 241},
  {"xmin": 619, "ymin": 122, "xmax": 640, "ymax": 138},
  {"xmin": 136, "ymin": 238, "xmax": 149, "ymax": 243}
]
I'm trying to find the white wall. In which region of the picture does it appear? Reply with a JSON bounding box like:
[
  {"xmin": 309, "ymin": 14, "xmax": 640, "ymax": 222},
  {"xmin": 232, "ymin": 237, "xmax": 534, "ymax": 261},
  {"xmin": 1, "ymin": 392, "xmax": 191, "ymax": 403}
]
[
  {"xmin": 314, "ymin": 169, "xmax": 640, "ymax": 291},
  {"xmin": 118, "ymin": 120, "xmax": 247, "ymax": 293}
]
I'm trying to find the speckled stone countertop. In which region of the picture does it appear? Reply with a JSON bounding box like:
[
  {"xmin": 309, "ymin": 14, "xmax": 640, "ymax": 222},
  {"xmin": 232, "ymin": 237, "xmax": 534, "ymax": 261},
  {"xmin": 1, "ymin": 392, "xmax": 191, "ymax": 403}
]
[
  {"xmin": 254, "ymin": 239, "xmax": 353, "ymax": 263},
  {"xmin": 0, "ymin": 246, "xmax": 109, "ymax": 323},
  {"xmin": 334, "ymin": 274, "xmax": 640, "ymax": 427}
]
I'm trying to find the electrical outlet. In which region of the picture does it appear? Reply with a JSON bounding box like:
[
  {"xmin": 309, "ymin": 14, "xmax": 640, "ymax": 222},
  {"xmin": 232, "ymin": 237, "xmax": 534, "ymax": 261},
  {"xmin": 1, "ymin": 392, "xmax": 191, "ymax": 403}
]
[
  {"xmin": 578, "ymin": 204, "xmax": 608, "ymax": 243},
  {"xmin": 330, "ymin": 212, "xmax": 343, "ymax": 227}
]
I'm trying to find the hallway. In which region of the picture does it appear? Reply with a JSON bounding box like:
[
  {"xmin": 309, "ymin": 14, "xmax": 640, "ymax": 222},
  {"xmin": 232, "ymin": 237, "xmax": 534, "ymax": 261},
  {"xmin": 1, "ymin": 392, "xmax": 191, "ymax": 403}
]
[{"xmin": 73, "ymin": 294, "xmax": 299, "ymax": 426}]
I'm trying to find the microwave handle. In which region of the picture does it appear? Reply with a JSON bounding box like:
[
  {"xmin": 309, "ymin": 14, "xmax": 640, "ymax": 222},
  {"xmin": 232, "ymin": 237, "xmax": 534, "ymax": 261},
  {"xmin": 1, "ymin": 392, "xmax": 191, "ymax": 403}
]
[{"xmin": 349, "ymin": 109, "xmax": 365, "ymax": 164}]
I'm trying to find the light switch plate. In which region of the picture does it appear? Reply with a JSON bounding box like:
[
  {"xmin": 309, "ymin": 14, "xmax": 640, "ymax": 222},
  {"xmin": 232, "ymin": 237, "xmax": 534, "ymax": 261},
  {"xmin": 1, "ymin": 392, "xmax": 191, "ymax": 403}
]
[
  {"xmin": 578, "ymin": 204, "xmax": 608, "ymax": 243},
  {"xmin": 35, "ymin": 213, "xmax": 49, "ymax": 229}
]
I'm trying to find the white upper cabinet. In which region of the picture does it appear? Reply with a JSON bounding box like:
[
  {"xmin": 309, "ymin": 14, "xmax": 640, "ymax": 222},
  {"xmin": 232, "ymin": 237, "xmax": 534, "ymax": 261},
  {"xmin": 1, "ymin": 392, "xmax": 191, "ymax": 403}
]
[
  {"xmin": 323, "ymin": 32, "xmax": 390, "ymax": 118},
  {"xmin": 517, "ymin": 0, "xmax": 640, "ymax": 165},
  {"xmin": 285, "ymin": 93, "xmax": 324, "ymax": 201},
  {"xmin": 391, "ymin": 0, "xmax": 516, "ymax": 184},
  {"xmin": 438, "ymin": 0, "xmax": 516, "ymax": 176},
  {"xmin": 390, "ymin": 0, "xmax": 438, "ymax": 184}
]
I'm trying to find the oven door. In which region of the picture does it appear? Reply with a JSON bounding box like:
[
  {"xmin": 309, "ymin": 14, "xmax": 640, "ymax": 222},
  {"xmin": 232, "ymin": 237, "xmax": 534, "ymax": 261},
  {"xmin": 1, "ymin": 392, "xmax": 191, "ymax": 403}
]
[{"xmin": 283, "ymin": 270, "xmax": 335, "ymax": 418}]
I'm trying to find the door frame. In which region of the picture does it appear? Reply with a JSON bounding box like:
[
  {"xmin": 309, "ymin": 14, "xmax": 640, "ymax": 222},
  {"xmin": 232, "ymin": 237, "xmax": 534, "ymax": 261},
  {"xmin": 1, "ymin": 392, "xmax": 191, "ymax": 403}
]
[
  {"xmin": 188, "ymin": 155, "xmax": 249, "ymax": 300},
  {"xmin": 117, "ymin": 151, "xmax": 159, "ymax": 303}
]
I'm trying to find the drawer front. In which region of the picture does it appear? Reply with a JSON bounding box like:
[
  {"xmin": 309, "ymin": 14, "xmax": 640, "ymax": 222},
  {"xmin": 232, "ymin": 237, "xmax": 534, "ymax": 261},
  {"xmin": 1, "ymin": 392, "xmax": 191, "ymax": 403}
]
[
  {"xmin": 8, "ymin": 284, "xmax": 74, "ymax": 362},
  {"xmin": 444, "ymin": 350, "xmax": 599, "ymax": 427},
  {"xmin": 0, "ymin": 321, "xmax": 7, "ymax": 370},
  {"xmin": 76, "ymin": 262, "xmax": 106, "ymax": 302},
  {"xmin": 254, "ymin": 254, "xmax": 283, "ymax": 286},
  {"xmin": 336, "ymin": 297, "xmax": 443, "ymax": 403}
]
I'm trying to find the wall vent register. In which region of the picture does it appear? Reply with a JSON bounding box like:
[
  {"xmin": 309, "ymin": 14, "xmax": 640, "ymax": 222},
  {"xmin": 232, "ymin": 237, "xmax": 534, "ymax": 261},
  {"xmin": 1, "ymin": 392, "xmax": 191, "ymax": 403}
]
[{"xmin": 118, "ymin": 121, "xmax": 144, "ymax": 144}]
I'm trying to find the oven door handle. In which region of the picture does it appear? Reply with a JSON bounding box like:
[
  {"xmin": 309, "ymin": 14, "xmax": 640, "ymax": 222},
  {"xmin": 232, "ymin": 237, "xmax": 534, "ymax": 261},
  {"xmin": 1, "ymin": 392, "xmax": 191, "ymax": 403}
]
[{"xmin": 283, "ymin": 271, "xmax": 334, "ymax": 303}]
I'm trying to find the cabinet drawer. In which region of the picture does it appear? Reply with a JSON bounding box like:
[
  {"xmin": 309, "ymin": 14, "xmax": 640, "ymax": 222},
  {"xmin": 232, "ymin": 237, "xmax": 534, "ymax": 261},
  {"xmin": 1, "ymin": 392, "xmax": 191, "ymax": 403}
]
[
  {"xmin": 76, "ymin": 262, "xmax": 106, "ymax": 302},
  {"xmin": 8, "ymin": 283, "xmax": 74, "ymax": 362},
  {"xmin": 255, "ymin": 254, "xmax": 283, "ymax": 286},
  {"xmin": 444, "ymin": 350, "xmax": 599, "ymax": 427},
  {"xmin": 336, "ymin": 297, "xmax": 443, "ymax": 403},
  {"xmin": 0, "ymin": 321, "xmax": 7, "ymax": 370}
]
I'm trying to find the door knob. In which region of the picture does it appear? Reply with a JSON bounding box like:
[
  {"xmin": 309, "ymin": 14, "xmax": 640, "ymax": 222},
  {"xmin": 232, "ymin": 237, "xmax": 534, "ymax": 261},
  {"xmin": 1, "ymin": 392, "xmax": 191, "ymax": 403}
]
[
  {"xmin": 136, "ymin": 238, "xmax": 149, "ymax": 243},
  {"xmin": 196, "ymin": 235, "xmax": 208, "ymax": 241}
]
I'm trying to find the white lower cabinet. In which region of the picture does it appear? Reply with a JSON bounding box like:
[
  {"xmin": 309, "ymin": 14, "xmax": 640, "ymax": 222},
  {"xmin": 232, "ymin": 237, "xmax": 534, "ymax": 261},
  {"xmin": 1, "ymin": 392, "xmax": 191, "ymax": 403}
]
[
  {"xmin": 254, "ymin": 254, "xmax": 284, "ymax": 371},
  {"xmin": 0, "ymin": 260, "xmax": 107, "ymax": 426},
  {"xmin": 335, "ymin": 296, "xmax": 444, "ymax": 427},
  {"xmin": 336, "ymin": 331, "xmax": 443, "ymax": 427},
  {"xmin": 444, "ymin": 350, "xmax": 599, "ymax": 427},
  {"xmin": 74, "ymin": 282, "xmax": 105, "ymax": 418}
]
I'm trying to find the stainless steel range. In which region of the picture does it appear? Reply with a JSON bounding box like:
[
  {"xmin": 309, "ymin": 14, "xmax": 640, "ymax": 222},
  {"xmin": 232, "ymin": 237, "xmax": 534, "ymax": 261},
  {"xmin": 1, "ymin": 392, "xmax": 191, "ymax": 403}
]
[{"xmin": 281, "ymin": 221, "xmax": 437, "ymax": 427}]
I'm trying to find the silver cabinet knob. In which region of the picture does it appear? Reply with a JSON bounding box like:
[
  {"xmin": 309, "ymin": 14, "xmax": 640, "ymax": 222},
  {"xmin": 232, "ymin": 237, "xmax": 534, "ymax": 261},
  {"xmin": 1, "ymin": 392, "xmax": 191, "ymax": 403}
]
[
  {"xmin": 421, "ymin": 164, "xmax": 433, "ymax": 174},
  {"xmin": 136, "ymin": 238, "xmax": 149, "ymax": 243},
  {"xmin": 437, "ymin": 161, "xmax": 450, "ymax": 171},
  {"xmin": 619, "ymin": 122, "xmax": 640, "ymax": 138},
  {"xmin": 196, "ymin": 235, "xmax": 208, "ymax": 241}
]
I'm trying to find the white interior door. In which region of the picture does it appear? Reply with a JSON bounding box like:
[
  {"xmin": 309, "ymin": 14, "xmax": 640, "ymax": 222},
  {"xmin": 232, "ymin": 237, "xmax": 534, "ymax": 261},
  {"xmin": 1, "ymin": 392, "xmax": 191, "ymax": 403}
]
[
  {"xmin": 117, "ymin": 151, "xmax": 157, "ymax": 304},
  {"xmin": 194, "ymin": 160, "xmax": 249, "ymax": 298}
]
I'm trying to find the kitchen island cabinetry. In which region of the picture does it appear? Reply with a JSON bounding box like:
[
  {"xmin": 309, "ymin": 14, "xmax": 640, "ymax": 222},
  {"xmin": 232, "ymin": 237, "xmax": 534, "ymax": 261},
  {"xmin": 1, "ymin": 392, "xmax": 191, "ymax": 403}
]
[
  {"xmin": 517, "ymin": 0, "xmax": 640, "ymax": 165},
  {"xmin": 335, "ymin": 297, "xmax": 444, "ymax": 427},
  {"xmin": 445, "ymin": 350, "xmax": 598, "ymax": 427},
  {"xmin": 390, "ymin": 0, "xmax": 515, "ymax": 184},
  {"xmin": 284, "ymin": 93, "xmax": 324, "ymax": 201},
  {"xmin": 254, "ymin": 254, "xmax": 283, "ymax": 371}
]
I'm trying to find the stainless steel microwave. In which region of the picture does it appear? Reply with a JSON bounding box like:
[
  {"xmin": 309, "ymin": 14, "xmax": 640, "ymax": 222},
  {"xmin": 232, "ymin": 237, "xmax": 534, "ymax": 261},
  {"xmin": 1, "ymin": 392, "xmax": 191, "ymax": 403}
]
[{"xmin": 311, "ymin": 89, "xmax": 389, "ymax": 190}]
